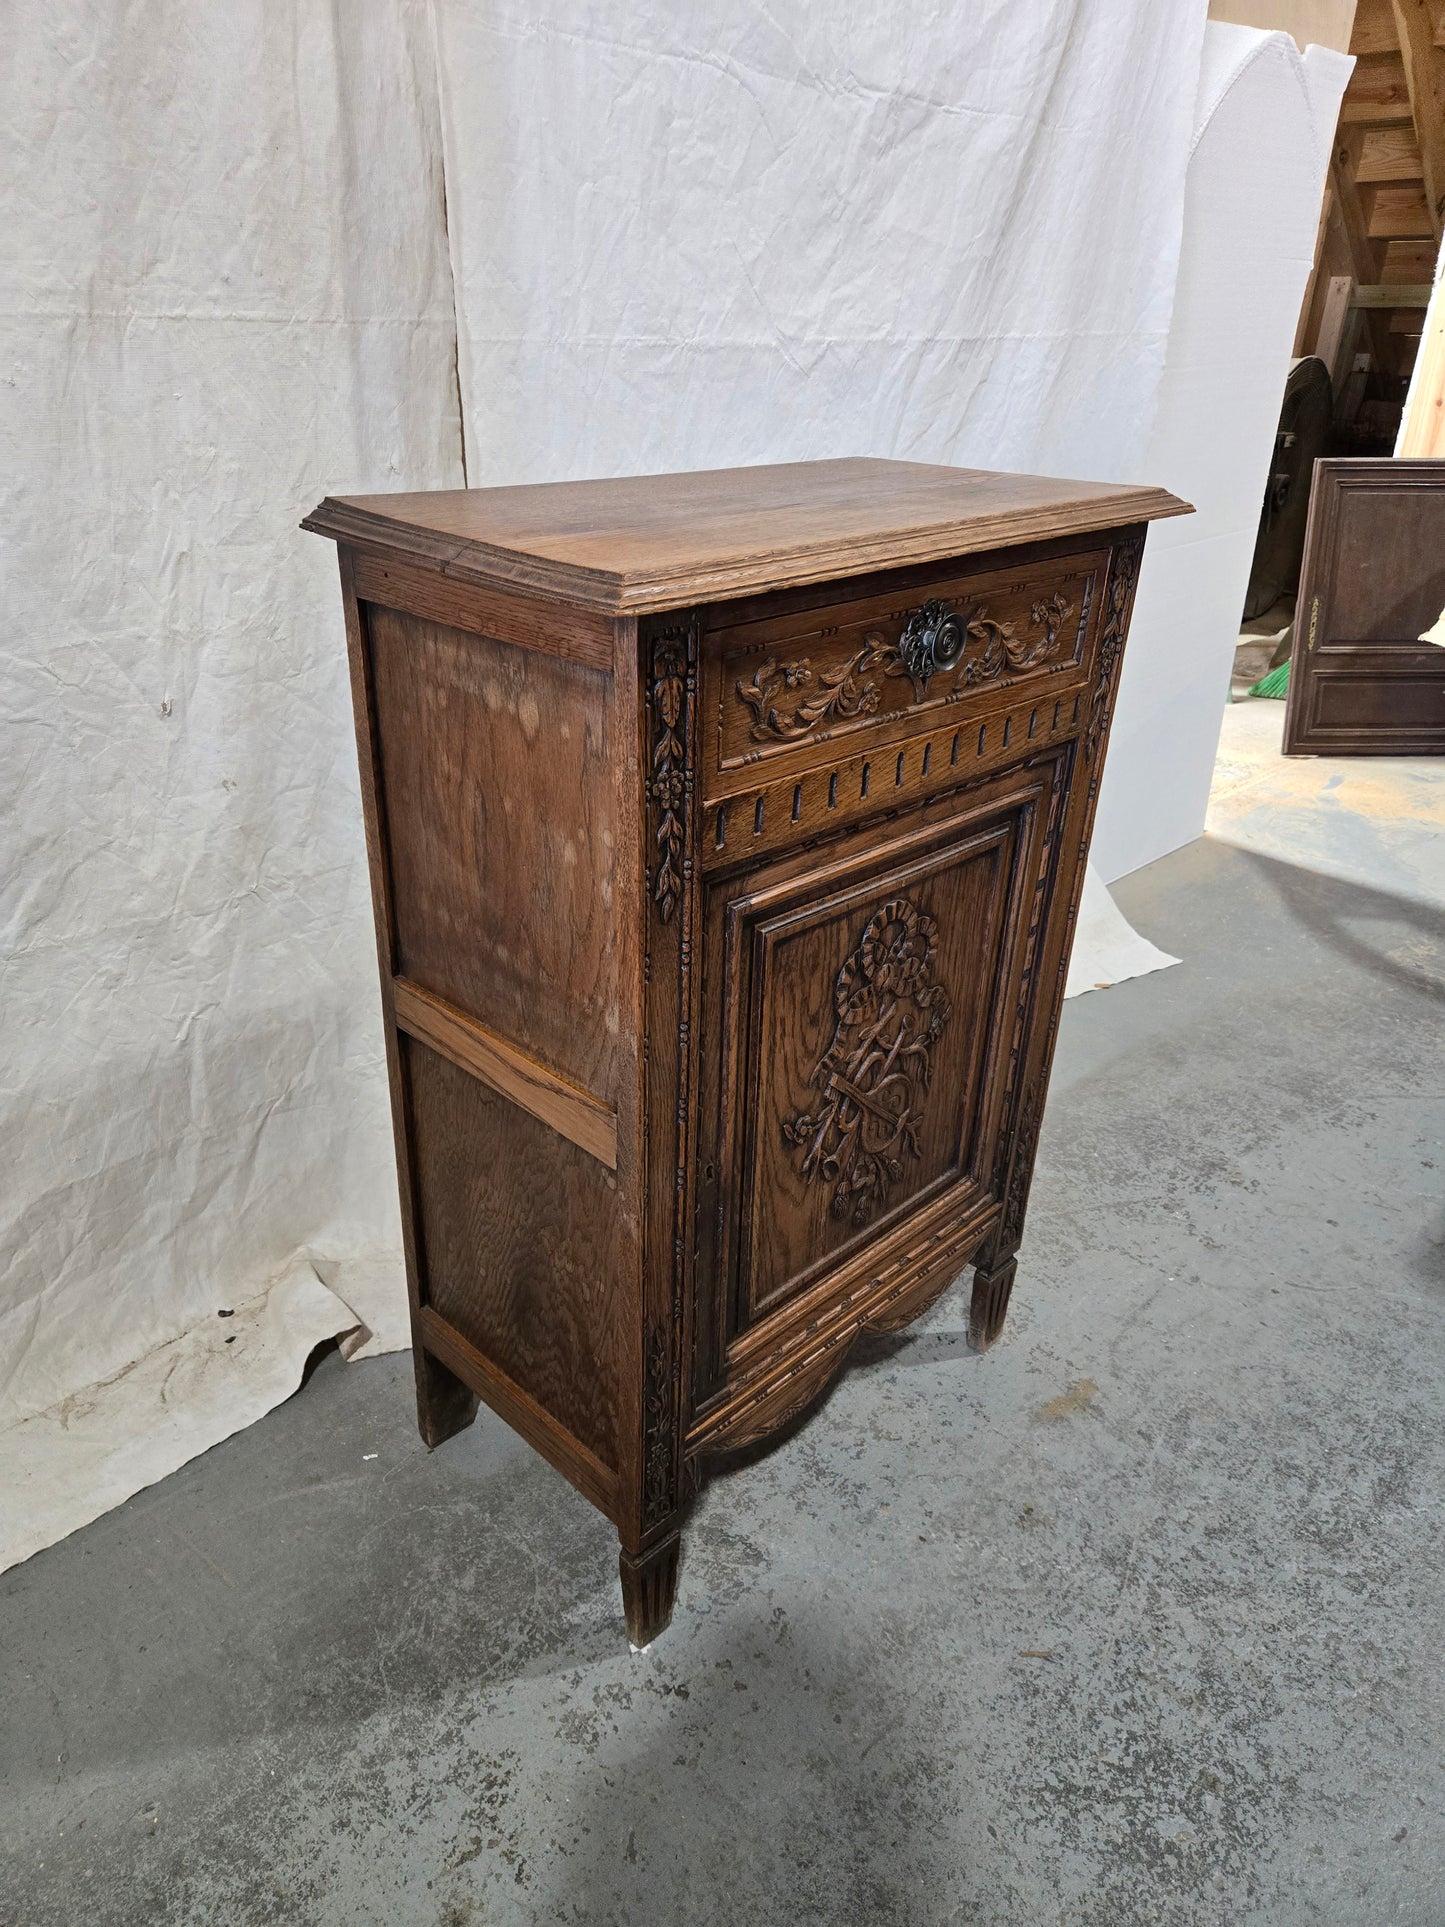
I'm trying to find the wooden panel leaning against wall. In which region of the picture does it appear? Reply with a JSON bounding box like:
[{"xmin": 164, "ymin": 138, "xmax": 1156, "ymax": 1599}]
[
  {"xmin": 1283, "ymin": 457, "xmax": 1445, "ymax": 752},
  {"xmin": 304, "ymin": 459, "xmax": 1191, "ymax": 1645}
]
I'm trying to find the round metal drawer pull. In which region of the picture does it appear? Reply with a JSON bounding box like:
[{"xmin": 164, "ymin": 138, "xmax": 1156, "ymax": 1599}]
[{"xmin": 898, "ymin": 599, "xmax": 966, "ymax": 687}]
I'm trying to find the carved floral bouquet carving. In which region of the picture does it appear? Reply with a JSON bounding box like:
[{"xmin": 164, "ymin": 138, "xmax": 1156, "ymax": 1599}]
[{"xmin": 784, "ymin": 896, "xmax": 952, "ymax": 1227}]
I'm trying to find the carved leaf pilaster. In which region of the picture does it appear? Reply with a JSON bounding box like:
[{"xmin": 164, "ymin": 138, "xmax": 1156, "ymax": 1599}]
[{"xmin": 1083, "ymin": 534, "xmax": 1144, "ymax": 768}]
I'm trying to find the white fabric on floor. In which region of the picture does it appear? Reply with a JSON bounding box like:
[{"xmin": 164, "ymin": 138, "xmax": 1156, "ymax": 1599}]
[
  {"xmin": 0, "ymin": 1261, "xmax": 360, "ymax": 1573},
  {"xmin": 1065, "ymin": 864, "xmax": 1180, "ymax": 1000},
  {"xmin": 4, "ymin": 1, "xmax": 1214, "ymax": 1570}
]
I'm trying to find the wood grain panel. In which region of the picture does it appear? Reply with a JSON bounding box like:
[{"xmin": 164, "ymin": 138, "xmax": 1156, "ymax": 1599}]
[
  {"xmin": 417, "ymin": 1309, "xmax": 618, "ymax": 1517},
  {"xmin": 1340, "ymin": 50, "xmax": 1414, "ymax": 119},
  {"xmin": 368, "ymin": 604, "xmax": 620, "ymax": 1095},
  {"xmin": 1354, "ymin": 0, "xmax": 1400, "ymax": 51},
  {"xmin": 1308, "ymin": 669, "xmax": 1445, "ymax": 730},
  {"xmin": 1382, "ymin": 237, "xmax": 1439, "ymax": 276},
  {"xmin": 1368, "ymin": 183, "xmax": 1434, "ymax": 235},
  {"xmin": 406, "ymin": 1040, "xmax": 624, "ymax": 1471},
  {"xmin": 1358, "ymin": 124, "xmax": 1425, "ymax": 178}
]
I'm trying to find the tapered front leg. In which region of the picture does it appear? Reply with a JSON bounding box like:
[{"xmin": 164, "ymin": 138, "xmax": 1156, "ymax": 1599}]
[
  {"xmin": 619, "ymin": 1530, "xmax": 682, "ymax": 1649},
  {"xmin": 968, "ymin": 1244, "xmax": 1018, "ymax": 1352},
  {"xmin": 413, "ymin": 1343, "xmax": 480, "ymax": 1449}
]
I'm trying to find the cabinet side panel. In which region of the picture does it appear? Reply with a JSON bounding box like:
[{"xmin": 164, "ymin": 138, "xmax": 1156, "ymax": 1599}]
[
  {"xmin": 356, "ymin": 590, "xmax": 638, "ymax": 1507},
  {"xmin": 404, "ymin": 1040, "xmax": 623, "ymax": 1474},
  {"xmin": 368, "ymin": 603, "xmax": 621, "ymax": 1097}
]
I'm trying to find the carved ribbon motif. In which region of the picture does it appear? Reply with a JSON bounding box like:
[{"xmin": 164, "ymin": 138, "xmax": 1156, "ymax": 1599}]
[
  {"xmin": 784, "ymin": 897, "xmax": 952, "ymax": 1227},
  {"xmin": 738, "ymin": 589, "xmax": 1074, "ymax": 743}
]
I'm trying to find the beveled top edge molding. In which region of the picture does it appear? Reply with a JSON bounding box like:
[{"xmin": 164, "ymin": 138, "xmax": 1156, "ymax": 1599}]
[{"xmin": 302, "ymin": 463, "xmax": 1191, "ymax": 617}]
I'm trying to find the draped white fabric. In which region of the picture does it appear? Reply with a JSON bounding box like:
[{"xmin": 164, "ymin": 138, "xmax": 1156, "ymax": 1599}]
[
  {"xmin": 3, "ymin": 1, "xmax": 1226, "ymax": 1561},
  {"xmin": 1, "ymin": 3, "xmax": 464, "ymax": 1434},
  {"xmin": 434, "ymin": 1, "xmax": 1206, "ymax": 489}
]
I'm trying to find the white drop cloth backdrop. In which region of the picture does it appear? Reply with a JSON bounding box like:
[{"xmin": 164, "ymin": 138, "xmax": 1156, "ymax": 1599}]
[
  {"xmin": 1, "ymin": 3, "xmax": 464, "ymax": 1542},
  {"xmin": 3, "ymin": 0, "xmax": 1217, "ymax": 1567},
  {"xmin": 435, "ymin": 1, "xmax": 1206, "ymax": 488}
]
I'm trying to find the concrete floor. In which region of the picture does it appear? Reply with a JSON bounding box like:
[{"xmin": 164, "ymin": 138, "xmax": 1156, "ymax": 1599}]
[{"xmin": 3, "ymin": 834, "xmax": 1443, "ymax": 1927}]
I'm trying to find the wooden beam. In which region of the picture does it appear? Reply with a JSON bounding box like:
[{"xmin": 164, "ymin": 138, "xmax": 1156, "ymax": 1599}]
[
  {"xmin": 1316, "ymin": 274, "xmax": 1358, "ymax": 388},
  {"xmin": 1340, "ymin": 51, "xmax": 1414, "ymax": 119},
  {"xmin": 1397, "ymin": 262, "xmax": 1445, "ymax": 451},
  {"xmin": 1295, "ymin": 184, "xmax": 1337, "ymax": 355},
  {"xmin": 1351, "ymin": 280, "xmax": 1434, "ymax": 302},
  {"xmin": 1357, "ymin": 125, "xmax": 1424, "ymax": 177},
  {"xmin": 1333, "ymin": 143, "xmax": 1388, "ymax": 280},
  {"xmin": 1391, "ymin": 0, "xmax": 1445, "ymax": 238},
  {"xmin": 1367, "ymin": 182, "xmax": 1435, "ymax": 234},
  {"xmin": 1382, "ymin": 236, "xmax": 1441, "ymax": 275},
  {"xmin": 392, "ymin": 977, "xmax": 619, "ymax": 1171},
  {"xmin": 1352, "ymin": 0, "xmax": 1399, "ymax": 48}
]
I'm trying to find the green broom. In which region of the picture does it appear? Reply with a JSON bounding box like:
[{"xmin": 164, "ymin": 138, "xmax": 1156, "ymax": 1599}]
[{"xmin": 1248, "ymin": 660, "xmax": 1291, "ymax": 699}]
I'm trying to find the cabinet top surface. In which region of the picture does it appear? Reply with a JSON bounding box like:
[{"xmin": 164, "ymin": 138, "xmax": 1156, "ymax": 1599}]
[{"xmin": 304, "ymin": 457, "xmax": 1190, "ymax": 615}]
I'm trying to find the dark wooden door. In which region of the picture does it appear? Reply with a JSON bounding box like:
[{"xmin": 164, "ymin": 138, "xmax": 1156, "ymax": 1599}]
[
  {"xmin": 691, "ymin": 752, "xmax": 1066, "ymax": 1406},
  {"xmin": 1283, "ymin": 459, "xmax": 1445, "ymax": 756}
]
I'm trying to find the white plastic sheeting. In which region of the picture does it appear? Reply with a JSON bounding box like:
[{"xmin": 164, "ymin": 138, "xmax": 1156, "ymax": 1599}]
[
  {"xmin": 3, "ymin": 1, "xmax": 1221, "ymax": 1567},
  {"xmin": 1090, "ymin": 25, "xmax": 1352, "ymax": 883}
]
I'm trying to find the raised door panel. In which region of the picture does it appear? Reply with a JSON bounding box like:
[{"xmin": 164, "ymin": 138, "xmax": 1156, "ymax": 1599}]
[
  {"xmin": 692, "ymin": 758, "xmax": 1063, "ymax": 1404},
  {"xmin": 1284, "ymin": 459, "xmax": 1445, "ymax": 756}
]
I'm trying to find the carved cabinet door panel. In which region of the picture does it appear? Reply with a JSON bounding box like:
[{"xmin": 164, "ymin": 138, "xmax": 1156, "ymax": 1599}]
[{"xmin": 692, "ymin": 754, "xmax": 1067, "ymax": 1408}]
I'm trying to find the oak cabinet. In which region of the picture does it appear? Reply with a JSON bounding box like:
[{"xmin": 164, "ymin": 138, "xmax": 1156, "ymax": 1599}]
[{"xmin": 304, "ymin": 458, "xmax": 1188, "ymax": 1645}]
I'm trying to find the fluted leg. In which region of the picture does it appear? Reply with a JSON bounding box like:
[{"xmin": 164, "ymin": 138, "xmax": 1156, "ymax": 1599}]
[
  {"xmin": 619, "ymin": 1531, "xmax": 682, "ymax": 1648},
  {"xmin": 968, "ymin": 1249, "xmax": 1018, "ymax": 1352}
]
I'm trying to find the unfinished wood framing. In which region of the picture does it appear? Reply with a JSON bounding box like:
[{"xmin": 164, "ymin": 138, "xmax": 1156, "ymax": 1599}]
[
  {"xmin": 1397, "ymin": 261, "xmax": 1445, "ymax": 449},
  {"xmin": 1294, "ymin": 0, "xmax": 1445, "ymax": 436}
]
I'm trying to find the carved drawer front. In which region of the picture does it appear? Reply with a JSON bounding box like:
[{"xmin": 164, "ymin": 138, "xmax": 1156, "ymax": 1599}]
[
  {"xmin": 704, "ymin": 546, "xmax": 1107, "ymax": 790},
  {"xmin": 692, "ymin": 764, "xmax": 1059, "ymax": 1403}
]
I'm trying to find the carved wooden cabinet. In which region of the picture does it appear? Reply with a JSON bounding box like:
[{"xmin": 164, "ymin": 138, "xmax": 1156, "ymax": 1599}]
[{"xmin": 304, "ymin": 459, "xmax": 1188, "ymax": 1645}]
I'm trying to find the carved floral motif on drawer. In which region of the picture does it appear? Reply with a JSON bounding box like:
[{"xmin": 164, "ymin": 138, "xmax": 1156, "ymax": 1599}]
[{"xmin": 713, "ymin": 553, "xmax": 1107, "ymax": 772}]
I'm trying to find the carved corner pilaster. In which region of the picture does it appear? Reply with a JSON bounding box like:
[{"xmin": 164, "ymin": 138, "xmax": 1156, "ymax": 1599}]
[
  {"xmin": 1083, "ymin": 530, "xmax": 1145, "ymax": 772},
  {"xmin": 640, "ymin": 613, "xmax": 701, "ymax": 1538}
]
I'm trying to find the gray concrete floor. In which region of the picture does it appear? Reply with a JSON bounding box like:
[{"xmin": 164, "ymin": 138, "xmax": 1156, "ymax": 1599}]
[{"xmin": 3, "ymin": 837, "xmax": 1443, "ymax": 1927}]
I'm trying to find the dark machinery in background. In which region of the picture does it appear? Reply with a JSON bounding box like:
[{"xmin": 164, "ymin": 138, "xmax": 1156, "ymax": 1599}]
[{"xmin": 1243, "ymin": 356, "xmax": 1332, "ymax": 621}]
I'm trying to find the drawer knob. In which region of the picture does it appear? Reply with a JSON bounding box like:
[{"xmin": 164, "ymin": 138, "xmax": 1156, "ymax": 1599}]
[{"xmin": 898, "ymin": 599, "xmax": 966, "ymax": 688}]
